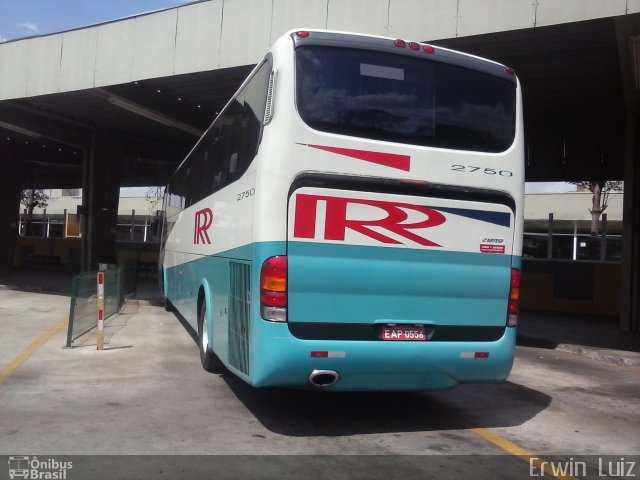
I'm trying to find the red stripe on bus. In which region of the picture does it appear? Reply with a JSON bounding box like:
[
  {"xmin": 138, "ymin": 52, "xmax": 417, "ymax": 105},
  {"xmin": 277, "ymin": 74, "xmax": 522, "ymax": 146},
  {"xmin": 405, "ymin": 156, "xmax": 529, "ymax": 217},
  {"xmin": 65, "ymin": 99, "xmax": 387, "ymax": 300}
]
[{"xmin": 306, "ymin": 144, "xmax": 410, "ymax": 171}]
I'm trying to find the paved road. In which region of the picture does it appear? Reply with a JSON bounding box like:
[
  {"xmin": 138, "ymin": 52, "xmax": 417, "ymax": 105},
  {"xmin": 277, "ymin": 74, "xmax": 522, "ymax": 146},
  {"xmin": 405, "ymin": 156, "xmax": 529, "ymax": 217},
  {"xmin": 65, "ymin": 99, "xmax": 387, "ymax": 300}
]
[{"xmin": 0, "ymin": 290, "xmax": 638, "ymax": 479}]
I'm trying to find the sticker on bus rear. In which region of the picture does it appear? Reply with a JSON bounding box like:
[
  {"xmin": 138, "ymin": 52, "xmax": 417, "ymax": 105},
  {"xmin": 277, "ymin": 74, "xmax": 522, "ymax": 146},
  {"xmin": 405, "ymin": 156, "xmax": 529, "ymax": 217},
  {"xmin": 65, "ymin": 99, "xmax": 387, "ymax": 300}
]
[{"xmin": 480, "ymin": 237, "xmax": 506, "ymax": 254}]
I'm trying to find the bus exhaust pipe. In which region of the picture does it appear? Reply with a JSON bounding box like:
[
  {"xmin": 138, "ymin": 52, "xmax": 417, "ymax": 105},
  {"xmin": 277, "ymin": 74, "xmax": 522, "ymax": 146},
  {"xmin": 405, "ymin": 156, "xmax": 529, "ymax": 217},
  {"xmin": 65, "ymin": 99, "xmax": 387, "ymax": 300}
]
[{"xmin": 308, "ymin": 370, "xmax": 339, "ymax": 387}]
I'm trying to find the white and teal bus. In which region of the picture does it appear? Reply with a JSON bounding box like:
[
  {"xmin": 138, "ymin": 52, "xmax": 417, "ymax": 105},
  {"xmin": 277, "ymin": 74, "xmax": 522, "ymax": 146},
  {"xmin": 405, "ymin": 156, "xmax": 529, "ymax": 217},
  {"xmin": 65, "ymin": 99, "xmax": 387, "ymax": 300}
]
[{"xmin": 160, "ymin": 29, "xmax": 524, "ymax": 391}]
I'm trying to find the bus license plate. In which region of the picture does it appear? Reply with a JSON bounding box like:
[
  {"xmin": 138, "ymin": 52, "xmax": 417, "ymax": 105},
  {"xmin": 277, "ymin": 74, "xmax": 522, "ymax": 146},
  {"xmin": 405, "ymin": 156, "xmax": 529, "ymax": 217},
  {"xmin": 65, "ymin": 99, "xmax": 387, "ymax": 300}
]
[{"xmin": 380, "ymin": 325, "xmax": 426, "ymax": 341}]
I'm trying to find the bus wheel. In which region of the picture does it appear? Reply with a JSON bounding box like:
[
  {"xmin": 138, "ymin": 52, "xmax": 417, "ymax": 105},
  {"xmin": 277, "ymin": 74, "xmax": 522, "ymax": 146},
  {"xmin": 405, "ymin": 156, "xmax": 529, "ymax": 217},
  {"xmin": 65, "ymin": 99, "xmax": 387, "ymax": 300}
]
[{"xmin": 198, "ymin": 301, "xmax": 225, "ymax": 373}]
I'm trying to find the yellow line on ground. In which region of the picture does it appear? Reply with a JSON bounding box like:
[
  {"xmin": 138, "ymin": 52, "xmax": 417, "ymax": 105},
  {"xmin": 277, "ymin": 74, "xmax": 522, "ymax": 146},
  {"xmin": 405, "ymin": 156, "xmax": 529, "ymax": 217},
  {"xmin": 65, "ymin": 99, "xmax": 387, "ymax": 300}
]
[
  {"xmin": 469, "ymin": 426, "xmax": 579, "ymax": 480},
  {"xmin": 0, "ymin": 317, "xmax": 68, "ymax": 385}
]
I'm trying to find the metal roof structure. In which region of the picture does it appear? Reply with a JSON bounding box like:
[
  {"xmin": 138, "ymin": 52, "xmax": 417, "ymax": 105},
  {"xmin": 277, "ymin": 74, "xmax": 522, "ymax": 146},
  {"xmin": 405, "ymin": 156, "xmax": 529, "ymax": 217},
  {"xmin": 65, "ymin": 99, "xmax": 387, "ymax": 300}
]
[{"xmin": 0, "ymin": 1, "xmax": 638, "ymax": 187}]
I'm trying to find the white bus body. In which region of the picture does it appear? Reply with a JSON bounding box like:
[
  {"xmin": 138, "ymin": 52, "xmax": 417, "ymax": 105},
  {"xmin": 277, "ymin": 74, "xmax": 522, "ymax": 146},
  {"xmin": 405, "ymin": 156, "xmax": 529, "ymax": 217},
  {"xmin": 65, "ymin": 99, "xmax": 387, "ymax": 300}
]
[{"xmin": 161, "ymin": 30, "xmax": 524, "ymax": 391}]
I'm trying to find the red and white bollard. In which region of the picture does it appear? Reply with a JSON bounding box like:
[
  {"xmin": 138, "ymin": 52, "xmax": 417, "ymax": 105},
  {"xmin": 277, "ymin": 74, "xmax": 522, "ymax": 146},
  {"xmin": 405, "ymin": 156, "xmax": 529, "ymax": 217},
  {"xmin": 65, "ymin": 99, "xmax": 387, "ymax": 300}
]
[{"xmin": 97, "ymin": 271, "xmax": 105, "ymax": 350}]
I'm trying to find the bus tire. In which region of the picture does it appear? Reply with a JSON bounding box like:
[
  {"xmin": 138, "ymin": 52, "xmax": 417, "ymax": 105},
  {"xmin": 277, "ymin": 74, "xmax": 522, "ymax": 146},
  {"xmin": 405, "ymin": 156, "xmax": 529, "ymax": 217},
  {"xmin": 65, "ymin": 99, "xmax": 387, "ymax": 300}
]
[{"xmin": 198, "ymin": 301, "xmax": 225, "ymax": 373}]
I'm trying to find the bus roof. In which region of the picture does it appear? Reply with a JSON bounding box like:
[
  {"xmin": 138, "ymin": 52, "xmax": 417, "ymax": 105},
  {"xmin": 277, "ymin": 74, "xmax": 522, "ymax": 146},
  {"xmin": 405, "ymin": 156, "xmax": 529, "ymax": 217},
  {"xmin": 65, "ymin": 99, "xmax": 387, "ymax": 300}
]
[{"xmin": 286, "ymin": 29, "xmax": 517, "ymax": 83}]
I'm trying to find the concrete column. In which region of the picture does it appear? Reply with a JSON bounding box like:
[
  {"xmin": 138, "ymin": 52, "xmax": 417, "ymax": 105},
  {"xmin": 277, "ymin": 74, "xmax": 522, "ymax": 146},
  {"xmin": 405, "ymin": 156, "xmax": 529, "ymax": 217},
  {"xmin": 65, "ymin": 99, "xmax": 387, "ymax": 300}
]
[
  {"xmin": 86, "ymin": 129, "xmax": 124, "ymax": 270},
  {"xmin": 620, "ymin": 113, "xmax": 639, "ymax": 331},
  {"xmin": 615, "ymin": 17, "xmax": 640, "ymax": 332},
  {"xmin": 0, "ymin": 142, "xmax": 23, "ymax": 271},
  {"xmin": 547, "ymin": 213, "xmax": 554, "ymax": 259}
]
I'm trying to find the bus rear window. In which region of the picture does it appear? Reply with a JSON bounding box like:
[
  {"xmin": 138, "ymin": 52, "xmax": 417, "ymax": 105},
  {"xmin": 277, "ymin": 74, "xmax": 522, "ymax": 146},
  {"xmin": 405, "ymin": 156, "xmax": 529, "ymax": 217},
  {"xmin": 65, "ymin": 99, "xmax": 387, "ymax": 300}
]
[{"xmin": 295, "ymin": 46, "xmax": 516, "ymax": 153}]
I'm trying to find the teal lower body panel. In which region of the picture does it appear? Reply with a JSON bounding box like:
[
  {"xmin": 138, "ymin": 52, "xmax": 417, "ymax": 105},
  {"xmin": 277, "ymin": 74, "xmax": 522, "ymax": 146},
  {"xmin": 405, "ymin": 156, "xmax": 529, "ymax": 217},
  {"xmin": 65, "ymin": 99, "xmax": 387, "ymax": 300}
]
[
  {"xmin": 164, "ymin": 241, "xmax": 519, "ymax": 391},
  {"xmin": 287, "ymin": 242, "xmax": 515, "ymax": 328},
  {"xmin": 251, "ymin": 320, "xmax": 516, "ymax": 391}
]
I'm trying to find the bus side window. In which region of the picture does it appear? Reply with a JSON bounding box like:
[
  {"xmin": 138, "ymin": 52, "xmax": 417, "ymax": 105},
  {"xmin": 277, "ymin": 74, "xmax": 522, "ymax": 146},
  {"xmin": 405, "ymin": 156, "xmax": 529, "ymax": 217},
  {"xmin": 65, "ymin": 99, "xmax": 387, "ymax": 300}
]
[
  {"xmin": 237, "ymin": 60, "xmax": 271, "ymax": 172},
  {"xmin": 207, "ymin": 124, "xmax": 224, "ymax": 192},
  {"xmin": 172, "ymin": 56, "xmax": 272, "ymax": 207},
  {"xmin": 229, "ymin": 152, "xmax": 238, "ymax": 177},
  {"xmin": 168, "ymin": 168, "xmax": 187, "ymax": 212},
  {"xmin": 213, "ymin": 172, "xmax": 223, "ymax": 189}
]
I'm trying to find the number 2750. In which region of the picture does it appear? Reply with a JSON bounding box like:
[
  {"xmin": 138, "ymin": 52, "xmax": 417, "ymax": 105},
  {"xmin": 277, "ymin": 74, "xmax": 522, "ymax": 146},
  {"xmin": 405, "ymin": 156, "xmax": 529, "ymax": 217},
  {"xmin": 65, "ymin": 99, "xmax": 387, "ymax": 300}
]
[
  {"xmin": 451, "ymin": 165, "xmax": 513, "ymax": 177},
  {"xmin": 237, "ymin": 188, "xmax": 255, "ymax": 201}
]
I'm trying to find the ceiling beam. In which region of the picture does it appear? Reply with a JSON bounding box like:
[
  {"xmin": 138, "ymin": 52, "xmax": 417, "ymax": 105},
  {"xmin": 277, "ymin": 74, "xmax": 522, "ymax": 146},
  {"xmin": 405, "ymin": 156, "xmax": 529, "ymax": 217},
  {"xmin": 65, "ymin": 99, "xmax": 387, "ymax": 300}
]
[{"xmin": 0, "ymin": 102, "xmax": 92, "ymax": 149}]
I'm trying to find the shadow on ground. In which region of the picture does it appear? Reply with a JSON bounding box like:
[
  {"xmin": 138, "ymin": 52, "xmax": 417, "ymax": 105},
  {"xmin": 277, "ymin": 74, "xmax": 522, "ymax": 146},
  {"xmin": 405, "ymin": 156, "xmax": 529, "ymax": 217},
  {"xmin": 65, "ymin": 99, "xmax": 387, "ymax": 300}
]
[
  {"xmin": 0, "ymin": 268, "xmax": 73, "ymax": 296},
  {"xmin": 220, "ymin": 373, "xmax": 551, "ymax": 437},
  {"xmin": 518, "ymin": 310, "xmax": 640, "ymax": 353}
]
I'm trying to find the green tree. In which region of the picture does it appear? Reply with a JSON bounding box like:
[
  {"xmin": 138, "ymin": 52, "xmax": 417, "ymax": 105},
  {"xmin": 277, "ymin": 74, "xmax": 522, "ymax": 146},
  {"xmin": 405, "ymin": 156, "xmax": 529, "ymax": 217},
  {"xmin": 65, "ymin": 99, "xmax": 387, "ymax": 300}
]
[
  {"xmin": 20, "ymin": 189, "xmax": 49, "ymax": 236},
  {"xmin": 145, "ymin": 186, "xmax": 164, "ymax": 214}
]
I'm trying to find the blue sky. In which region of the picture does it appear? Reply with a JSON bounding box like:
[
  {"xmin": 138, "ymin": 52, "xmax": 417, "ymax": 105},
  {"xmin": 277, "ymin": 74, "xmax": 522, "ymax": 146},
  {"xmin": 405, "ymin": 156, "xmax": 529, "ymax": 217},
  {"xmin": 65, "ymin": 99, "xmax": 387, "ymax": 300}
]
[{"xmin": 0, "ymin": 0, "xmax": 194, "ymax": 42}]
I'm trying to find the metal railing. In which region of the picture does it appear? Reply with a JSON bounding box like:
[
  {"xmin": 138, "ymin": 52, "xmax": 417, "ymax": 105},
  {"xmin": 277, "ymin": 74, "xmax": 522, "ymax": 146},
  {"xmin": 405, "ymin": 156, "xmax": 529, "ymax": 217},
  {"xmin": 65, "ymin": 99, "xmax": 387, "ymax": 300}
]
[
  {"xmin": 524, "ymin": 213, "xmax": 622, "ymax": 262},
  {"xmin": 65, "ymin": 263, "xmax": 136, "ymax": 347}
]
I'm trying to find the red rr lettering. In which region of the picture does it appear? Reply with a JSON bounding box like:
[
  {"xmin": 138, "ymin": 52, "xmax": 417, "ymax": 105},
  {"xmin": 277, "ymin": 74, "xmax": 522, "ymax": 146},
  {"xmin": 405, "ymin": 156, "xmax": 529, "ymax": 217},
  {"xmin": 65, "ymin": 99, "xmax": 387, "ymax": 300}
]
[
  {"xmin": 194, "ymin": 208, "xmax": 213, "ymax": 244},
  {"xmin": 294, "ymin": 194, "xmax": 445, "ymax": 247}
]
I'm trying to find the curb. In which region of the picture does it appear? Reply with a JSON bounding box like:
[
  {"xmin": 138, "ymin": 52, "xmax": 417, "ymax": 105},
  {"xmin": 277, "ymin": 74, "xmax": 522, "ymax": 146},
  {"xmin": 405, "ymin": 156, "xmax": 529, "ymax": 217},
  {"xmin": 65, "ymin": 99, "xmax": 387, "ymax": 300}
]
[
  {"xmin": 517, "ymin": 334, "xmax": 640, "ymax": 367},
  {"xmin": 0, "ymin": 283, "xmax": 69, "ymax": 295},
  {"xmin": 554, "ymin": 344, "xmax": 640, "ymax": 367}
]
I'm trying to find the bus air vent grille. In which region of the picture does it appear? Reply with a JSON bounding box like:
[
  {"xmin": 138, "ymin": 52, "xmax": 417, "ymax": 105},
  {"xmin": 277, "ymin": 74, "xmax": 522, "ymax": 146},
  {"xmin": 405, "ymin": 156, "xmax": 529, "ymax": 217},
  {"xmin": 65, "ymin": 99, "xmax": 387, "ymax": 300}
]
[{"xmin": 229, "ymin": 261, "xmax": 251, "ymax": 375}]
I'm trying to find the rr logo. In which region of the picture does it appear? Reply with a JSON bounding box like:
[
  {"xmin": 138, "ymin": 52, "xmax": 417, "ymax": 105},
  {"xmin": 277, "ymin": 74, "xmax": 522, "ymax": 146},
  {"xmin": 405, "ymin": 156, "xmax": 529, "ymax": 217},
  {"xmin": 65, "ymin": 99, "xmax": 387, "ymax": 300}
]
[
  {"xmin": 293, "ymin": 194, "xmax": 445, "ymax": 247},
  {"xmin": 194, "ymin": 208, "xmax": 213, "ymax": 244}
]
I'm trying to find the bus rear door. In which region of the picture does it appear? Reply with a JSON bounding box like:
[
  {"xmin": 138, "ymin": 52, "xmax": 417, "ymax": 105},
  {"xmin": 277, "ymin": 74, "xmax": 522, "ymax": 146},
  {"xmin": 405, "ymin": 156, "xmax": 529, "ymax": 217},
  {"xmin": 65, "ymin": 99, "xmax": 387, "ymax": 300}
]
[{"xmin": 285, "ymin": 182, "xmax": 516, "ymax": 342}]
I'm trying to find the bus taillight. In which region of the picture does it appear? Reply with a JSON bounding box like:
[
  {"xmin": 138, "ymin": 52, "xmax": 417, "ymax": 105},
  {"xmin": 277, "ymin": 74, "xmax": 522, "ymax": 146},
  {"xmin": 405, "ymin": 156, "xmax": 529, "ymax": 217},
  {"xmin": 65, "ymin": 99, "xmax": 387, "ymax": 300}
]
[
  {"xmin": 260, "ymin": 256, "xmax": 287, "ymax": 322},
  {"xmin": 508, "ymin": 268, "xmax": 520, "ymax": 326},
  {"xmin": 394, "ymin": 38, "xmax": 435, "ymax": 54}
]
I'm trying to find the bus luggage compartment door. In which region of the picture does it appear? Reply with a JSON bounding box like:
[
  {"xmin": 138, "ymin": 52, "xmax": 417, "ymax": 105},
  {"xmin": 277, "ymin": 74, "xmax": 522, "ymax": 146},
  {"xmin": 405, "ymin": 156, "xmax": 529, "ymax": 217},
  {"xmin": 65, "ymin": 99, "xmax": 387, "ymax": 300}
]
[{"xmin": 286, "ymin": 186, "xmax": 516, "ymax": 336}]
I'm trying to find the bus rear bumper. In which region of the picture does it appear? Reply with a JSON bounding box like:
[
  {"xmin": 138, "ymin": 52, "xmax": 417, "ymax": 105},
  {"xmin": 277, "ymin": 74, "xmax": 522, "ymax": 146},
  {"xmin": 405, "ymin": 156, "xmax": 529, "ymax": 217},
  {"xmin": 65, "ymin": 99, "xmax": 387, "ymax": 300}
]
[{"xmin": 249, "ymin": 323, "xmax": 516, "ymax": 391}]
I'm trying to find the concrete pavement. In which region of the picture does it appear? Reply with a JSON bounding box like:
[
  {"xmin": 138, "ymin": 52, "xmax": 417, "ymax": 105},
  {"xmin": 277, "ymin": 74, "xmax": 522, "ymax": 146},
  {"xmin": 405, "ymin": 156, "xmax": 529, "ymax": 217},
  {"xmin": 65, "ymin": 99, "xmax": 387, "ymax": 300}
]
[{"xmin": 0, "ymin": 275, "xmax": 639, "ymax": 479}]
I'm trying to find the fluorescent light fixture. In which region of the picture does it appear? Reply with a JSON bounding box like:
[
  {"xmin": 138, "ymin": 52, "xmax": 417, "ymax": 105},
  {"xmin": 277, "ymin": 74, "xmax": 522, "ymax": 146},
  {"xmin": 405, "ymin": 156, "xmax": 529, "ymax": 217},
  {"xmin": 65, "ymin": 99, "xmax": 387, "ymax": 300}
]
[
  {"xmin": 93, "ymin": 88, "xmax": 203, "ymax": 137},
  {"xmin": 0, "ymin": 120, "xmax": 42, "ymax": 138},
  {"xmin": 108, "ymin": 96, "xmax": 174, "ymax": 127},
  {"xmin": 24, "ymin": 160, "xmax": 82, "ymax": 168}
]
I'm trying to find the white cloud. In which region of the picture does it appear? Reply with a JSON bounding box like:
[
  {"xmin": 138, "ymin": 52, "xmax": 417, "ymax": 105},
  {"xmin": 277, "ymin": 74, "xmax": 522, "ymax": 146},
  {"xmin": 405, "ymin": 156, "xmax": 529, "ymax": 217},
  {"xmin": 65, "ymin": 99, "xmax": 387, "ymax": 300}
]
[
  {"xmin": 0, "ymin": 34, "xmax": 7, "ymax": 42},
  {"xmin": 17, "ymin": 22, "xmax": 40, "ymax": 35}
]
